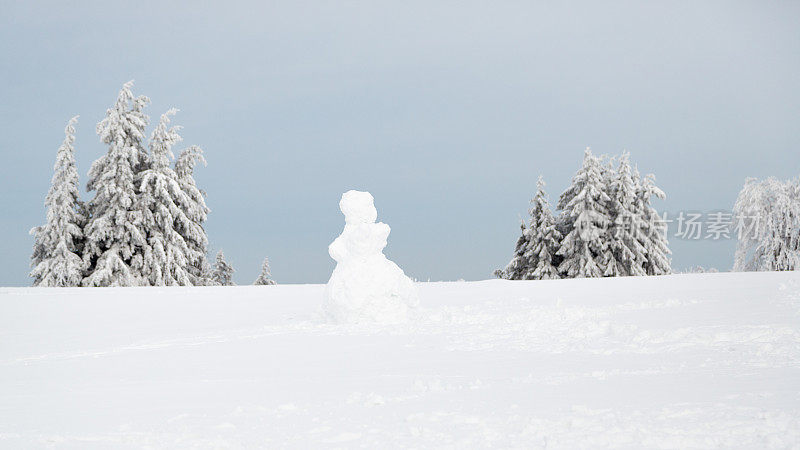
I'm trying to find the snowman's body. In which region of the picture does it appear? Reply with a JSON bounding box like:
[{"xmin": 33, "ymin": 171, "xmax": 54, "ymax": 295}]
[{"xmin": 323, "ymin": 191, "xmax": 418, "ymax": 323}]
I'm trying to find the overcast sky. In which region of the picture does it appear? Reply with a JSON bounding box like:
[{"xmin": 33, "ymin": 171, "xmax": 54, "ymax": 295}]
[{"xmin": 1, "ymin": 1, "xmax": 798, "ymax": 285}]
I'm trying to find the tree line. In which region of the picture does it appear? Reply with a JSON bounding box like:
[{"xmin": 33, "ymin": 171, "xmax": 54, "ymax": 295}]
[
  {"xmin": 29, "ymin": 82, "xmax": 275, "ymax": 287},
  {"xmin": 496, "ymin": 149, "xmax": 671, "ymax": 280},
  {"xmin": 498, "ymin": 149, "xmax": 800, "ymax": 279},
  {"xmin": 30, "ymin": 82, "xmax": 797, "ymax": 286}
]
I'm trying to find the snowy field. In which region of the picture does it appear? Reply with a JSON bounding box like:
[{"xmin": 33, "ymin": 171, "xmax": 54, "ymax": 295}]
[{"xmin": 1, "ymin": 272, "xmax": 799, "ymax": 448}]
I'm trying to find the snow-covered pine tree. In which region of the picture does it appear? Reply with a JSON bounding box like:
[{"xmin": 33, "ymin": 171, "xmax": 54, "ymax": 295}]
[
  {"xmin": 768, "ymin": 182, "xmax": 800, "ymax": 270},
  {"xmin": 82, "ymin": 81, "xmax": 151, "ymax": 286},
  {"xmin": 138, "ymin": 109, "xmax": 195, "ymax": 285},
  {"xmin": 497, "ymin": 221, "xmax": 530, "ymax": 279},
  {"xmin": 528, "ymin": 176, "xmax": 562, "ymax": 280},
  {"xmin": 556, "ymin": 148, "xmax": 612, "ymax": 278},
  {"xmin": 201, "ymin": 260, "xmax": 219, "ymax": 285},
  {"xmin": 29, "ymin": 116, "xmax": 86, "ymax": 286},
  {"xmin": 733, "ymin": 177, "xmax": 766, "ymax": 271},
  {"xmin": 789, "ymin": 178, "xmax": 800, "ymax": 269},
  {"xmin": 174, "ymin": 145, "xmax": 211, "ymax": 285},
  {"xmin": 633, "ymin": 169, "xmax": 672, "ymax": 275},
  {"xmin": 253, "ymin": 257, "xmax": 277, "ymax": 285},
  {"xmin": 212, "ymin": 250, "xmax": 235, "ymax": 286},
  {"xmin": 733, "ymin": 177, "xmax": 800, "ymax": 271},
  {"xmin": 604, "ymin": 152, "xmax": 647, "ymax": 277},
  {"xmin": 786, "ymin": 177, "xmax": 800, "ymax": 270}
]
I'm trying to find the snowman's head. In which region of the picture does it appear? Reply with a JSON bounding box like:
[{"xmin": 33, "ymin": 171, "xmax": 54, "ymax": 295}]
[{"xmin": 340, "ymin": 190, "xmax": 378, "ymax": 224}]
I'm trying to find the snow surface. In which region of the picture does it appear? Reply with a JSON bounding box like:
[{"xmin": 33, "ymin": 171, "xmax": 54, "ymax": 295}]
[
  {"xmin": 323, "ymin": 190, "xmax": 418, "ymax": 323},
  {"xmin": 1, "ymin": 272, "xmax": 799, "ymax": 448}
]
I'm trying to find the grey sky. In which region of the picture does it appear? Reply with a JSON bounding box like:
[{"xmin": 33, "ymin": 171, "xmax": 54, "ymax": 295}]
[{"xmin": 1, "ymin": 1, "xmax": 798, "ymax": 285}]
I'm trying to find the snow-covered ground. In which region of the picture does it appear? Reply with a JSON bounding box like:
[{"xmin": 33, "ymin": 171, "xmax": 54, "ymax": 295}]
[{"xmin": 1, "ymin": 272, "xmax": 799, "ymax": 448}]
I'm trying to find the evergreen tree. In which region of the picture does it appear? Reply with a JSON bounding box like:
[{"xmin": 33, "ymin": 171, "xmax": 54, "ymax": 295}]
[
  {"xmin": 788, "ymin": 179, "xmax": 800, "ymax": 269},
  {"xmin": 29, "ymin": 116, "xmax": 85, "ymax": 286},
  {"xmin": 734, "ymin": 177, "xmax": 800, "ymax": 271},
  {"xmin": 734, "ymin": 177, "xmax": 764, "ymax": 271},
  {"xmin": 528, "ymin": 176, "xmax": 562, "ymax": 280},
  {"xmin": 556, "ymin": 148, "xmax": 612, "ymax": 278},
  {"xmin": 212, "ymin": 250, "xmax": 235, "ymax": 286},
  {"xmin": 174, "ymin": 145, "xmax": 211, "ymax": 285},
  {"xmin": 497, "ymin": 221, "xmax": 530, "ymax": 279},
  {"xmin": 253, "ymin": 257, "xmax": 277, "ymax": 285},
  {"xmin": 633, "ymin": 170, "xmax": 672, "ymax": 275},
  {"xmin": 604, "ymin": 152, "xmax": 647, "ymax": 276},
  {"xmin": 82, "ymin": 81, "xmax": 150, "ymax": 286},
  {"xmin": 138, "ymin": 109, "xmax": 194, "ymax": 285},
  {"xmin": 201, "ymin": 260, "xmax": 219, "ymax": 286}
]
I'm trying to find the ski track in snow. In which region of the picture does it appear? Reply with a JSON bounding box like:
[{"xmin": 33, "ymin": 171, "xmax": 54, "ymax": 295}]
[{"xmin": 1, "ymin": 272, "xmax": 799, "ymax": 448}]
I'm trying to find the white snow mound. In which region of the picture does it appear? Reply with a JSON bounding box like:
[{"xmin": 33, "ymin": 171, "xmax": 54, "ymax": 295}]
[{"xmin": 323, "ymin": 190, "xmax": 418, "ymax": 323}]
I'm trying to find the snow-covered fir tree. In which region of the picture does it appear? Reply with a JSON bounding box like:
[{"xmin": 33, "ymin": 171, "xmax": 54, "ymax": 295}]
[
  {"xmin": 785, "ymin": 178, "xmax": 800, "ymax": 270},
  {"xmin": 253, "ymin": 257, "xmax": 277, "ymax": 285},
  {"xmin": 497, "ymin": 221, "xmax": 531, "ymax": 279},
  {"xmin": 556, "ymin": 148, "xmax": 612, "ymax": 278},
  {"xmin": 201, "ymin": 262, "xmax": 219, "ymax": 285},
  {"xmin": 82, "ymin": 81, "xmax": 150, "ymax": 286},
  {"xmin": 498, "ymin": 178, "xmax": 562, "ymax": 280},
  {"xmin": 29, "ymin": 116, "xmax": 86, "ymax": 286},
  {"xmin": 528, "ymin": 176, "xmax": 562, "ymax": 280},
  {"xmin": 138, "ymin": 109, "xmax": 195, "ymax": 285},
  {"xmin": 212, "ymin": 250, "xmax": 235, "ymax": 286},
  {"xmin": 733, "ymin": 177, "xmax": 800, "ymax": 271},
  {"xmin": 789, "ymin": 179, "xmax": 800, "ymax": 269},
  {"xmin": 633, "ymin": 169, "xmax": 671, "ymax": 275},
  {"xmin": 174, "ymin": 145, "xmax": 211, "ymax": 285},
  {"xmin": 604, "ymin": 152, "xmax": 647, "ymax": 276}
]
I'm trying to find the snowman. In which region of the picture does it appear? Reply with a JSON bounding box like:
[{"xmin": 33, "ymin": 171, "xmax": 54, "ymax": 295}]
[{"xmin": 323, "ymin": 190, "xmax": 419, "ymax": 323}]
